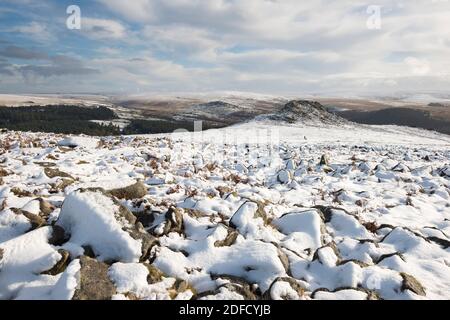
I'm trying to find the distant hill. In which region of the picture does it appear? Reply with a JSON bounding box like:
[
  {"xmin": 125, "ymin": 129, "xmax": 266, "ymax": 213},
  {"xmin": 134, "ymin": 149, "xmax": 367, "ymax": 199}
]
[
  {"xmin": 259, "ymin": 100, "xmax": 349, "ymax": 125},
  {"xmin": 337, "ymin": 108, "xmax": 450, "ymax": 135}
]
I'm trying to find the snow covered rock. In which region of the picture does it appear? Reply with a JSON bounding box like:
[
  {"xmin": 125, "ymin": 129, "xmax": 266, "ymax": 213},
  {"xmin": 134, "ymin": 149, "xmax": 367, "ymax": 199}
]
[
  {"xmin": 57, "ymin": 189, "xmax": 156, "ymax": 263},
  {"xmin": 214, "ymin": 228, "xmax": 239, "ymax": 247},
  {"xmin": 44, "ymin": 167, "xmax": 74, "ymax": 180},
  {"xmin": 285, "ymin": 159, "xmax": 296, "ymax": 170},
  {"xmin": 273, "ymin": 210, "xmax": 324, "ymax": 253},
  {"xmin": 312, "ymin": 244, "xmax": 340, "ymax": 267},
  {"xmin": 154, "ymin": 239, "xmax": 287, "ymax": 293},
  {"xmin": 0, "ymin": 227, "xmax": 71, "ymax": 299},
  {"xmin": 12, "ymin": 208, "xmax": 46, "ymax": 231},
  {"xmin": 320, "ymin": 154, "xmax": 330, "ymax": 166},
  {"xmin": 13, "ymin": 198, "xmax": 55, "ymax": 229},
  {"xmin": 230, "ymin": 202, "xmax": 259, "ymax": 233},
  {"xmin": 277, "ymin": 170, "xmax": 292, "ymax": 184},
  {"xmin": 437, "ymin": 166, "xmax": 450, "ymax": 178},
  {"xmin": 150, "ymin": 207, "xmax": 184, "ymax": 236},
  {"xmin": 37, "ymin": 198, "xmax": 56, "ymax": 218},
  {"xmin": 198, "ymin": 276, "xmax": 258, "ymax": 300},
  {"xmin": 0, "ymin": 208, "xmax": 32, "ymax": 243},
  {"xmin": 57, "ymin": 136, "xmax": 99, "ymax": 149},
  {"xmin": 392, "ymin": 163, "xmax": 410, "ymax": 173},
  {"xmin": 326, "ymin": 209, "xmax": 372, "ymax": 240},
  {"xmin": 358, "ymin": 162, "xmax": 372, "ymax": 173},
  {"xmin": 14, "ymin": 259, "xmax": 81, "ymax": 300},
  {"xmin": 42, "ymin": 249, "xmax": 71, "ymax": 276},
  {"xmin": 108, "ymin": 262, "xmax": 195, "ymax": 300},
  {"xmin": 312, "ymin": 288, "xmax": 379, "ymax": 300},
  {"xmin": 108, "ymin": 262, "xmax": 149, "ymax": 294},
  {"xmin": 21, "ymin": 199, "xmax": 40, "ymax": 215},
  {"xmin": 264, "ymin": 277, "xmax": 305, "ymax": 300},
  {"xmin": 400, "ymin": 272, "xmax": 426, "ymax": 296}
]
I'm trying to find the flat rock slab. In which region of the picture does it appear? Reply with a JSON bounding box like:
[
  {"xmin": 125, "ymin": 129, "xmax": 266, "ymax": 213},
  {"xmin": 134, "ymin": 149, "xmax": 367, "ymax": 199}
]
[{"xmin": 73, "ymin": 256, "xmax": 116, "ymax": 300}]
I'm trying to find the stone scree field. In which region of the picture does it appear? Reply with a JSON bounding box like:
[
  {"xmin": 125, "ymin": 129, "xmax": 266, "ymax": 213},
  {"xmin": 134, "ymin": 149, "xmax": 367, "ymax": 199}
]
[{"xmin": 0, "ymin": 123, "xmax": 450, "ymax": 300}]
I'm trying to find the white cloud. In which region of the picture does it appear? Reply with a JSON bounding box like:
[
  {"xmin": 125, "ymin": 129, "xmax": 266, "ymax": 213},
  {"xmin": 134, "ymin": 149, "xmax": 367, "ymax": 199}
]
[
  {"xmin": 81, "ymin": 18, "xmax": 127, "ymax": 40},
  {"xmin": 13, "ymin": 21, "xmax": 55, "ymax": 42},
  {"xmin": 404, "ymin": 57, "xmax": 430, "ymax": 76},
  {"xmin": 142, "ymin": 24, "xmax": 224, "ymax": 60}
]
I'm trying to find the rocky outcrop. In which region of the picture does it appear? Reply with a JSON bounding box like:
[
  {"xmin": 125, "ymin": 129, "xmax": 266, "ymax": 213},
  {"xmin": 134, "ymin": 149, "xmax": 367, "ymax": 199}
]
[{"xmin": 267, "ymin": 100, "xmax": 348, "ymax": 124}]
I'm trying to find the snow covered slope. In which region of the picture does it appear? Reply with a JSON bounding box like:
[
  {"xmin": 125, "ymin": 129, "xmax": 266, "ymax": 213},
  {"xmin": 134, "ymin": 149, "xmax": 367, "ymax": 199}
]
[
  {"xmin": 173, "ymin": 101, "xmax": 245, "ymax": 123},
  {"xmin": 0, "ymin": 94, "xmax": 109, "ymax": 108},
  {"xmin": 0, "ymin": 119, "xmax": 449, "ymax": 300}
]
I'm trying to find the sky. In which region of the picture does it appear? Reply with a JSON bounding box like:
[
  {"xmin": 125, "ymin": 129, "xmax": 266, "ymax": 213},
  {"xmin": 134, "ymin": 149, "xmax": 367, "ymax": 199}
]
[{"xmin": 0, "ymin": 0, "xmax": 449, "ymax": 95}]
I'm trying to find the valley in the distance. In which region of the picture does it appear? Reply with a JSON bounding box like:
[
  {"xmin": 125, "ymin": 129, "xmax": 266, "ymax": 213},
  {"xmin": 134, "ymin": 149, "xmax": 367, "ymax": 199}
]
[{"xmin": 1, "ymin": 92, "xmax": 450, "ymax": 135}]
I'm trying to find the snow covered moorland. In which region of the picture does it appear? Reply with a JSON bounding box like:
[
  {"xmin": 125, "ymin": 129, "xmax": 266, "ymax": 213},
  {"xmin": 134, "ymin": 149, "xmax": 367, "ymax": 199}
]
[{"xmin": 0, "ymin": 104, "xmax": 450, "ymax": 300}]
